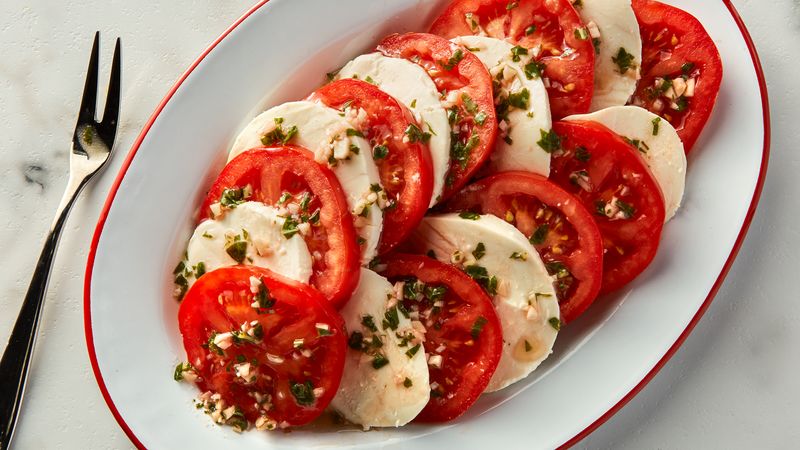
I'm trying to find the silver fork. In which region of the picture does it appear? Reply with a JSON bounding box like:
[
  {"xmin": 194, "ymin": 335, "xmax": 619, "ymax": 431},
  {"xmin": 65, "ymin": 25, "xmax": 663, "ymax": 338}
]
[{"xmin": 0, "ymin": 32, "xmax": 120, "ymax": 449}]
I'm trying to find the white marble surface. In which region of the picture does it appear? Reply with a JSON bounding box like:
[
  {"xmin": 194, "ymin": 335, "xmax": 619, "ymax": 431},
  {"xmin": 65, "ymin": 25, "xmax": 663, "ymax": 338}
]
[{"xmin": 0, "ymin": 0, "xmax": 797, "ymax": 448}]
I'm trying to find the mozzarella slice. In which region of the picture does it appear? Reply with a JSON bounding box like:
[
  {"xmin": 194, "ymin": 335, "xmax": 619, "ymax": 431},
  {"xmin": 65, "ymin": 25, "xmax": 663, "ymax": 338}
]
[
  {"xmin": 228, "ymin": 101, "xmax": 382, "ymax": 263},
  {"xmin": 408, "ymin": 214, "xmax": 560, "ymax": 392},
  {"xmin": 575, "ymin": 0, "xmax": 642, "ymax": 111},
  {"xmin": 337, "ymin": 53, "xmax": 450, "ymax": 206},
  {"xmin": 452, "ymin": 35, "xmax": 552, "ymax": 176},
  {"xmin": 331, "ymin": 269, "xmax": 430, "ymax": 428},
  {"xmin": 566, "ymin": 105, "xmax": 686, "ymax": 221},
  {"xmin": 186, "ymin": 202, "xmax": 313, "ymax": 284}
]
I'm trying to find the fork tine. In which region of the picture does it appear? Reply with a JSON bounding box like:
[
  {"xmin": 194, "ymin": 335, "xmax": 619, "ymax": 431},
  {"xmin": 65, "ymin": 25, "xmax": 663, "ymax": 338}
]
[
  {"xmin": 76, "ymin": 31, "xmax": 100, "ymax": 126},
  {"xmin": 99, "ymin": 37, "xmax": 121, "ymax": 147}
]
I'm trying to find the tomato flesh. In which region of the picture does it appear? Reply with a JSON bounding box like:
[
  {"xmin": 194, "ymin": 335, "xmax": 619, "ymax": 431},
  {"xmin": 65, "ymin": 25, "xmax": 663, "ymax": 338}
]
[
  {"xmin": 444, "ymin": 171, "xmax": 603, "ymax": 323},
  {"xmin": 380, "ymin": 254, "xmax": 502, "ymax": 422},
  {"xmin": 178, "ymin": 266, "xmax": 346, "ymax": 428},
  {"xmin": 308, "ymin": 78, "xmax": 434, "ymax": 254},
  {"xmin": 429, "ymin": 0, "xmax": 595, "ymax": 119},
  {"xmin": 549, "ymin": 121, "xmax": 665, "ymax": 294},
  {"xmin": 377, "ymin": 32, "xmax": 498, "ymax": 202},
  {"xmin": 629, "ymin": 0, "xmax": 723, "ymax": 152},
  {"xmin": 199, "ymin": 146, "xmax": 360, "ymax": 308}
]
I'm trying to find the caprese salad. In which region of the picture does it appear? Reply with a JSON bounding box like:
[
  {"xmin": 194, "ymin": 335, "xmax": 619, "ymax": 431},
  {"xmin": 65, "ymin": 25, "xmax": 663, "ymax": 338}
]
[{"xmin": 171, "ymin": 0, "xmax": 722, "ymax": 433}]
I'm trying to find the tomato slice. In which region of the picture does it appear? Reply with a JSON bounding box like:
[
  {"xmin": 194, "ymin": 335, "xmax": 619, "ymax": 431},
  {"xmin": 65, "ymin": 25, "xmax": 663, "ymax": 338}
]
[
  {"xmin": 307, "ymin": 79, "xmax": 434, "ymax": 254},
  {"xmin": 548, "ymin": 121, "xmax": 665, "ymax": 294},
  {"xmin": 429, "ymin": 0, "xmax": 595, "ymax": 119},
  {"xmin": 628, "ymin": 0, "xmax": 723, "ymax": 152},
  {"xmin": 443, "ymin": 171, "xmax": 603, "ymax": 323},
  {"xmin": 177, "ymin": 266, "xmax": 346, "ymax": 429},
  {"xmin": 379, "ymin": 254, "xmax": 502, "ymax": 422},
  {"xmin": 376, "ymin": 32, "xmax": 498, "ymax": 202},
  {"xmin": 199, "ymin": 146, "xmax": 360, "ymax": 308}
]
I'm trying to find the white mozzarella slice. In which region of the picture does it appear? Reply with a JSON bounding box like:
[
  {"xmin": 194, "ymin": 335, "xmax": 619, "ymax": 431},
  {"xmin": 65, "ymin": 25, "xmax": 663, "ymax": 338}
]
[
  {"xmin": 228, "ymin": 101, "xmax": 382, "ymax": 263},
  {"xmin": 337, "ymin": 53, "xmax": 450, "ymax": 206},
  {"xmin": 575, "ymin": 0, "xmax": 642, "ymax": 111},
  {"xmin": 566, "ymin": 105, "xmax": 686, "ymax": 221},
  {"xmin": 186, "ymin": 201, "xmax": 313, "ymax": 284},
  {"xmin": 331, "ymin": 269, "xmax": 430, "ymax": 428},
  {"xmin": 408, "ymin": 214, "xmax": 560, "ymax": 392},
  {"xmin": 452, "ymin": 35, "xmax": 552, "ymax": 176}
]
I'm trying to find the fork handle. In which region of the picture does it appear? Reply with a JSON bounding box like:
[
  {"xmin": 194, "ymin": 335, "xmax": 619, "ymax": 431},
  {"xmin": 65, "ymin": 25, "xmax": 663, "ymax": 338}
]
[{"xmin": 0, "ymin": 176, "xmax": 85, "ymax": 450}]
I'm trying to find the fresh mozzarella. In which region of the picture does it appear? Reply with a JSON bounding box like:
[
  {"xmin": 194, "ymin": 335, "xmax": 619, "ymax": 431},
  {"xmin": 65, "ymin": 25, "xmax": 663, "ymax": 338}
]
[
  {"xmin": 228, "ymin": 101, "xmax": 383, "ymax": 263},
  {"xmin": 186, "ymin": 201, "xmax": 313, "ymax": 284},
  {"xmin": 331, "ymin": 269, "xmax": 430, "ymax": 428},
  {"xmin": 408, "ymin": 214, "xmax": 560, "ymax": 392},
  {"xmin": 566, "ymin": 106, "xmax": 686, "ymax": 221},
  {"xmin": 452, "ymin": 36, "xmax": 552, "ymax": 176},
  {"xmin": 337, "ymin": 53, "xmax": 450, "ymax": 206},
  {"xmin": 575, "ymin": 0, "xmax": 642, "ymax": 111}
]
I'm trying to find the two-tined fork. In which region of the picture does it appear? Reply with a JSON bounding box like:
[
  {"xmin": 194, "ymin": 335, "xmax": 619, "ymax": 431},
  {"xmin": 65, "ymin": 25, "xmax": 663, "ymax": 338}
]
[{"xmin": 0, "ymin": 32, "xmax": 121, "ymax": 450}]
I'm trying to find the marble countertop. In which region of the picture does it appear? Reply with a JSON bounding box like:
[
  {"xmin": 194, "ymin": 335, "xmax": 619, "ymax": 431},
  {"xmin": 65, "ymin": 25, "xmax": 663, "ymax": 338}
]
[{"xmin": 1, "ymin": 0, "xmax": 797, "ymax": 448}]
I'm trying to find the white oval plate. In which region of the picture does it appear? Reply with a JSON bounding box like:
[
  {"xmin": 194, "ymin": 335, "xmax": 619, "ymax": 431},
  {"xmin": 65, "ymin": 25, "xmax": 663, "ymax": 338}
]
[{"xmin": 85, "ymin": 0, "xmax": 769, "ymax": 448}]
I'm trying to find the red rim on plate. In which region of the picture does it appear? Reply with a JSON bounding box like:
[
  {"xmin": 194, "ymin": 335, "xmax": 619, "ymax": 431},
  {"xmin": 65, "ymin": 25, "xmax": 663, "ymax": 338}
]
[{"xmin": 83, "ymin": 1, "xmax": 770, "ymax": 448}]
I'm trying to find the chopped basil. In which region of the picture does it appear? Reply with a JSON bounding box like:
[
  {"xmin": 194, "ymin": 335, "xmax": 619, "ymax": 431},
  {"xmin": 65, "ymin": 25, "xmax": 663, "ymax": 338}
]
[
  {"xmin": 574, "ymin": 27, "xmax": 589, "ymax": 40},
  {"xmin": 612, "ymin": 47, "xmax": 636, "ymax": 74},
  {"xmin": 524, "ymin": 60, "xmax": 546, "ymax": 80},
  {"xmin": 575, "ymin": 146, "xmax": 591, "ymax": 162},
  {"xmin": 261, "ymin": 118, "xmax": 298, "ymax": 145},
  {"xmin": 459, "ymin": 211, "xmax": 480, "ymax": 220},
  {"xmin": 442, "ymin": 48, "xmax": 464, "ymax": 70},
  {"xmin": 361, "ymin": 314, "xmax": 378, "ymax": 332},
  {"xmin": 471, "ymin": 316, "xmax": 488, "ymax": 339},
  {"xmin": 373, "ymin": 144, "xmax": 389, "ymax": 159},
  {"xmin": 652, "ymin": 117, "xmax": 662, "ymax": 135},
  {"xmin": 464, "ymin": 265, "xmax": 498, "ymax": 296},
  {"xmin": 317, "ymin": 325, "xmax": 333, "ymax": 337},
  {"xmin": 592, "ymin": 38, "xmax": 601, "ymax": 55},
  {"xmin": 403, "ymin": 377, "xmax": 413, "ymax": 388},
  {"xmin": 681, "ymin": 62, "xmax": 696, "ymax": 74},
  {"xmin": 382, "ymin": 306, "xmax": 400, "ymax": 331},
  {"xmin": 447, "ymin": 106, "xmax": 460, "ymax": 125},
  {"xmin": 173, "ymin": 362, "xmax": 193, "ymax": 381},
  {"xmin": 510, "ymin": 252, "xmax": 528, "ymax": 261},
  {"xmin": 548, "ymin": 317, "xmax": 562, "ymax": 331},
  {"xmin": 254, "ymin": 279, "xmax": 274, "ymax": 309},
  {"xmin": 405, "ymin": 343, "xmax": 421, "ymax": 358},
  {"xmin": 450, "ymin": 131, "xmax": 479, "ymax": 169},
  {"xmin": 474, "ymin": 111, "xmax": 488, "ymax": 126},
  {"xmin": 616, "ymin": 199, "xmax": 636, "ymax": 218},
  {"xmin": 572, "ymin": 0, "xmax": 583, "ymax": 7},
  {"xmin": 346, "ymin": 128, "xmax": 364, "ymax": 137},
  {"xmin": 206, "ymin": 333, "xmax": 224, "ymax": 356},
  {"xmin": 525, "ymin": 25, "xmax": 537, "ymax": 35},
  {"xmin": 202, "ymin": 232, "xmax": 213, "ymax": 239},
  {"xmin": 194, "ymin": 262, "xmax": 206, "ymax": 278},
  {"xmin": 674, "ymin": 96, "xmax": 689, "ymax": 112},
  {"xmin": 326, "ymin": 68, "xmax": 340, "ymax": 81},
  {"xmin": 530, "ymin": 224, "xmax": 549, "ymax": 245},
  {"xmin": 225, "ymin": 240, "xmax": 247, "ymax": 264},
  {"xmin": 510, "ymin": 45, "xmax": 528, "ymax": 62},
  {"xmin": 506, "ymin": 1, "xmax": 518, "ymax": 10},
  {"xmin": 277, "ymin": 191, "xmax": 292, "ymax": 205},
  {"xmin": 365, "ymin": 75, "xmax": 375, "ymax": 84},
  {"xmin": 405, "ymin": 123, "xmax": 432, "ymax": 144},
  {"xmin": 424, "ymin": 285, "xmax": 447, "ymax": 303},
  {"xmin": 220, "ymin": 186, "xmax": 250, "ymax": 208},
  {"xmin": 372, "ymin": 354, "xmax": 389, "ymax": 369},
  {"xmin": 461, "ymin": 93, "xmax": 479, "ymax": 114},
  {"xmin": 410, "ymin": 99, "xmax": 417, "ymax": 108},
  {"xmin": 290, "ymin": 380, "xmax": 315, "ymax": 405},
  {"xmin": 507, "ymin": 88, "xmax": 530, "ymax": 110},
  {"xmin": 472, "ymin": 242, "xmax": 486, "ymax": 260},
  {"xmin": 281, "ymin": 217, "xmax": 300, "ymax": 239},
  {"xmin": 537, "ymin": 129, "xmax": 562, "ymax": 153}
]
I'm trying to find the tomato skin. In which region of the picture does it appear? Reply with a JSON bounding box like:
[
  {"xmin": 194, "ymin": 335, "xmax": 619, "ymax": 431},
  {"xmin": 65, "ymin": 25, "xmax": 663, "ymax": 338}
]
[
  {"xmin": 199, "ymin": 146, "xmax": 360, "ymax": 308},
  {"xmin": 444, "ymin": 171, "xmax": 603, "ymax": 323},
  {"xmin": 178, "ymin": 265, "xmax": 346, "ymax": 427},
  {"xmin": 308, "ymin": 79, "xmax": 434, "ymax": 254},
  {"xmin": 549, "ymin": 121, "xmax": 665, "ymax": 294},
  {"xmin": 429, "ymin": 0, "xmax": 595, "ymax": 119},
  {"xmin": 377, "ymin": 32, "xmax": 498, "ymax": 202},
  {"xmin": 629, "ymin": 0, "xmax": 723, "ymax": 152},
  {"xmin": 380, "ymin": 254, "xmax": 502, "ymax": 422}
]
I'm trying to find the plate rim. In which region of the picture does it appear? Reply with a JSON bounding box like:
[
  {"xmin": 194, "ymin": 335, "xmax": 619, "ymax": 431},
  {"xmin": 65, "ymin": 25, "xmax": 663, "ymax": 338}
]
[{"xmin": 82, "ymin": 1, "xmax": 771, "ymax": 448}]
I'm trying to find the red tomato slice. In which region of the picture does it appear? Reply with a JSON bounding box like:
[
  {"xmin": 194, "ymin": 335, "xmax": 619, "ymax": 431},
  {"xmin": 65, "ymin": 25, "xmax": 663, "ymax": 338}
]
[
  {"xmin": 444, "ymin": 171, "xmax": 603, "ymax": 323},
  {"xmin": 429, "ymin": 0, "xmax": 595, "ymax": 119},
  {"xmin": 376, "ymin": 32, "xmax": 498, "ymax": 202},
  {"xmin": 548, "ymin": 121, "xmax": 665, "ymax": 294},
  {"xmin": 178, "ymin": 265, "xmax": 346, "ymax": 429},
  {"xmin": 629, "ymin": 0, "xmax": 723, "ymax": 152},
  {"xmin": 199, "ymin": 146, "xmax": 360, "ymax": 308},
  {"xmin": 307, "ymin": 79, "xmax": 434, "ymax": 254},
  {"xmin": 379, "ymin": 254, "xmax": 502, "ymax": 422}
]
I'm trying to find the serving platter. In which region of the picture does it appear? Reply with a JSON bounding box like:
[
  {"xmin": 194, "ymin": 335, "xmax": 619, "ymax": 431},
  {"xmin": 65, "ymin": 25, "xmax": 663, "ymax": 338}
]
[{"xmin": 84, "ymin": 0, "xmax": 769, "ymax": 448}]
